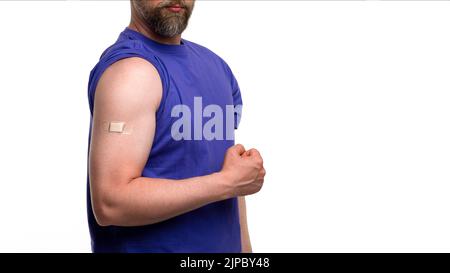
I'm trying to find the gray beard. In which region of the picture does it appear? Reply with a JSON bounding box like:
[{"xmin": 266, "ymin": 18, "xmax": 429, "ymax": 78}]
[
  {"xmin": 148, "ymin": 13, "xmax": 189, "ymax": 38},
  {"xmin": 135, "ymin": 1, "xmax": 193, "ymax": 38}
]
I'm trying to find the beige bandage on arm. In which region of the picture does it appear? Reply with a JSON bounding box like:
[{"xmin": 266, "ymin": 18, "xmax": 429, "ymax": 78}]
[{"xmin": 102, "ymin": 121, "xmax": 133, "ymax": 135}]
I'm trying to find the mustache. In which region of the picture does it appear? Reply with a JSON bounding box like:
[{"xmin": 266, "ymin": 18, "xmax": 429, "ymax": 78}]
[{"xmin": 159, "ymin": 0, "xmax": 188, "ymax": 9}]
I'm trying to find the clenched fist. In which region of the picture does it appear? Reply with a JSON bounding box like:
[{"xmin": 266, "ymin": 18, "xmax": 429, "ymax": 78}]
[{"xmin": 220, "ymin": 144, "xmax": 266, "ymax": 197}]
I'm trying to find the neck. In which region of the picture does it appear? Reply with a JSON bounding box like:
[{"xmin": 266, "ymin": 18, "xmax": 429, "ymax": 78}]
[{"xmin": 129, "ymin": 19, "xmax": 182, "ymax": 45}]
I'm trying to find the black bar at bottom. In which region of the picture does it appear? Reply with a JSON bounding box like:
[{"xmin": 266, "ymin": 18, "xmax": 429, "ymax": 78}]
[{"xmin": 0, "ymin": 253, "xmax": 448, "ymax": 272}]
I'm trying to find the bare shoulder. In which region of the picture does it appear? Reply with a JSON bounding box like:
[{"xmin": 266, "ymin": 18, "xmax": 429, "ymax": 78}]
[{"xmin": 95, "ymin": 57, "xmax": 163, "ymax": 114}]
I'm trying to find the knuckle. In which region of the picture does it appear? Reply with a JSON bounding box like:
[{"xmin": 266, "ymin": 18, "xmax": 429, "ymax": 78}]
[
  {"xmin": 235, "ymin": 144, "xmax": 244, "ymax": 149},
  {"xmin": 255, "ymin": 158, "xmax": 263, "ymax": 167},
  {"xmin": 257, "ymin": 183, "xmax": 263, "ymax": 191}
]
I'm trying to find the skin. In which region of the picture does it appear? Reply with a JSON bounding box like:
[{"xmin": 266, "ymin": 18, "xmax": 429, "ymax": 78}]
[{"xmin": 89, "ymin": 0, "xmax": 265, "ymax": 253}]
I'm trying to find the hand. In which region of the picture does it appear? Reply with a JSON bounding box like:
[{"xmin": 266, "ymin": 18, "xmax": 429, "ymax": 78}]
[{"xmin": 220, "ymin": 144, "xmax": 266, "ymax": 198}]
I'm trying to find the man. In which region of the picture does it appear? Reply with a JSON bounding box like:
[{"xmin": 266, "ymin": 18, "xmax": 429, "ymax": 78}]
[{"xmin": 87, "ymin": 0, "xmax": 266, "ymax": 253}]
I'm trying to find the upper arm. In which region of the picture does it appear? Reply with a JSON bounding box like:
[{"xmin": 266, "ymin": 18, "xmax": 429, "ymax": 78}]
[{"xmin": 89, "ymin": 57, "xmax": 162, "ymax": 207}]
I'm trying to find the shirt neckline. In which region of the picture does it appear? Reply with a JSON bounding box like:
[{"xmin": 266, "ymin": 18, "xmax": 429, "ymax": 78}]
[{"xmin": 123, "ymin": 27, "xmax": 189, "ymax": 56}]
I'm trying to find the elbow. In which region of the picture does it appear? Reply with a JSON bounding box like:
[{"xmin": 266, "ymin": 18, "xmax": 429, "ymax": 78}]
[
  {"xmin": 93, "ymin": 202, "xmax": 115, "ymax": 227},
  {"xmin": 91, "ymin": 192, "xmax": 121, "ymax": 227}
]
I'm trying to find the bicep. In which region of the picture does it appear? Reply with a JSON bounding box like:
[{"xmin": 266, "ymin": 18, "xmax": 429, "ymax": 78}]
[{"xmin": 89, "ymin": 57, "xmax": 162, "ymax": 197}]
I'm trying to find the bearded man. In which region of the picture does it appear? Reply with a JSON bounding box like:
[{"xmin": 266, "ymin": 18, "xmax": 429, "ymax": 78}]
[{"xmin": 86, "ymin": 0, "xmax": 266, "ymax": 253}]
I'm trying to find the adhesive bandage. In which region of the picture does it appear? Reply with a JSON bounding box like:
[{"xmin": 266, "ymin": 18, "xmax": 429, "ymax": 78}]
[{"xmin": 102, "ymin": 121, "xmax": 133, "ymax": 135}]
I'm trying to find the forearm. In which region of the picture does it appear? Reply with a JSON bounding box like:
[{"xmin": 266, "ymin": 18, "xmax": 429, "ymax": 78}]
[
  {"xmin": 93, "ymin": 172, "xmax": 231, "ymax": 227},
  {"xmin": 238, "ymin": 197, "xmax": 253, "ymax": 253}
]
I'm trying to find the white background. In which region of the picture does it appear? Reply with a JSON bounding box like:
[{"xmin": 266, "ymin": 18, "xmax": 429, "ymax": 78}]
[{"xmin": 0, "ymin": 1, "xmax": 449, "ymax": 253}]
